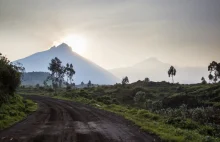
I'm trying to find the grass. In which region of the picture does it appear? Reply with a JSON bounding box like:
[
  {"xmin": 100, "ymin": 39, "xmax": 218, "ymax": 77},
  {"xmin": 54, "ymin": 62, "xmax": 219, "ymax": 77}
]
[
  {"xmin": 0, "ymin": 95, "xmax": 37, "ymax": 130},
  {"xmin": 18, "ymin": 83, "xmax": 220, "ymax": 142},
  {"xmin": 53, "ymin": 95, "xmax": 220, "ymax": 142}
]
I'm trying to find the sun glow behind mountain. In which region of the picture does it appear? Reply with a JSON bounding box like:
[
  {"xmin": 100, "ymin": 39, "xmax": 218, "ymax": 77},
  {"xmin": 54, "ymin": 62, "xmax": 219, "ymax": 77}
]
[{"xmin": 53, "ymin": 34, "xmax": 87, "ymax": 54}]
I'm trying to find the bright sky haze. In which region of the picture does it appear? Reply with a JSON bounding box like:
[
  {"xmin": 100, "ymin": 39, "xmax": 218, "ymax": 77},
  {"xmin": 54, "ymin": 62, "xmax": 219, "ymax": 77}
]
[{"xmin": 0, "ymin": 0, "xmax": 220, "ymax": 69}]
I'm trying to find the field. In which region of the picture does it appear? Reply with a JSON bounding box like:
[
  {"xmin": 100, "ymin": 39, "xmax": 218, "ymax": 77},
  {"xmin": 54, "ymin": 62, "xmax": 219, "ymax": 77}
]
[
  {"xmin": 18, "ymin": 81, "xmax": 220, "ymax": 142},
  {"xmin": 0, "ymin": 95, "xmax": 37, "ymax": 130}
]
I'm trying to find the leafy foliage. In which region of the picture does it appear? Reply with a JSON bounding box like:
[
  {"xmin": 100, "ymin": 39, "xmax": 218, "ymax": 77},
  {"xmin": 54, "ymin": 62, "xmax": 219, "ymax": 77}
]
[
  {"xmin": 168, "ymin": 66, "xmax": 176, "ymax": 83},
  {"xmin": 201, "ymin": 77, "xmax": 207, "ymax": 84},
  {"xmin": 47, "ymin": 57, "xmax": 75, "ymax": 89},
  {"xmin": 87, "ymin": 80, "xmax": 92, "ymax": 87},
  {"xmin": 0, "ymin": 53, "xmax": 24, "ymax": 105},
  {"xmin": 18, "ymin": 79, "xmax": 220, "ymax": 141},
  {"xmin": 0, "ymin": 95, "xmax": 37, "ymax": 130},
  {"xmin": 208, "ymin": 61, "xmax": 220, "ymax": 83},
  {"xmin": 122, "ymin": 76, "xmax": 129, "ymax": 86}
]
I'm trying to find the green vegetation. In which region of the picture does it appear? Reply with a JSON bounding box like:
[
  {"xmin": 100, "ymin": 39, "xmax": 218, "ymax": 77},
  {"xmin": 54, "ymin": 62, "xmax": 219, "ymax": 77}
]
[
  {"xmin": 3, "ymin": 56, "xmax": 219, "ymax": 141},
  {"xmin": 47, "ymin": 57, "xmax": 75, "ymax": 89},
  {"xmin": 208, "ymin": 61, "xmax": 220, "ymax": 83},
  {"xmin": 0, "ymin": 53, "xmax": 24, "ymax": 105},
  {"xmin": 168, "ymin": 66, "xmax": 177, "ymax": 83},
  {"xmin": 0, "ymin": 95, "xmax": 37, "ymax": 130},
  {"xmin": 18, "ymin": 81, "xmax": 220, "ymax": 142},
  {"xmin": 0, "ymin": 52, "xmax": 37, "ymax": 130},
  {"xmin": 122, "ymin": 76, "xmax": 129, "ymax": 86}
]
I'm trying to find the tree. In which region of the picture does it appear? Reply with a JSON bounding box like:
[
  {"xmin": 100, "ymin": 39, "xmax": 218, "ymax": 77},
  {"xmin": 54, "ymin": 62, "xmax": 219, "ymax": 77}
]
[
  {"xmin": 65, "ymin": 63, "xmax": 70, "ymax": 83},
  {"xmin": 0, "ymin": 53, "xmax": 24, "ymax": 104},
  {"xmin": 122, "ymin": 76, "xmax": 129, "ymax": 86},
  {"xmin": 168, "ymin": 66, "xmax": 176, "ymax": 83},
  {"xmin": 144, "ymin": 77, "xmax": 150, "ymax": 83},
  {"xmin": 65, "ymin": 63, "xmax": 75, "ymax": 85},
  {"xmin": 208, "ymin": 61, "xmax": 220, "ymax": 83},
  {"xmin": 87, "ymin": 80, "xmax": 92, "ymax": 88},
  {"xmin": 69, "ymin": 64, "xmax": 75, "ymax": 85},
  {"xmin": 134, "ymin": 91, "xmax": 146, "ymax": 104},
  {"xmin": 48, "ymin": 57, "xmax": 65, "ymax": 89},
  {"xmin": 201, "ymin": 77, "xmax": 207, "ymax": 84},
  {"xmin": 81, "ymin": 82, "xmax": 84, "ymax": 85}
]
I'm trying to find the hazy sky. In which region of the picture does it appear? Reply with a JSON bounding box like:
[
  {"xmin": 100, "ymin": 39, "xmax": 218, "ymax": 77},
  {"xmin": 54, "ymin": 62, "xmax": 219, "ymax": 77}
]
[{"xmin": 0, "ymin": 0, "xmax": 220, "ymax": 69}]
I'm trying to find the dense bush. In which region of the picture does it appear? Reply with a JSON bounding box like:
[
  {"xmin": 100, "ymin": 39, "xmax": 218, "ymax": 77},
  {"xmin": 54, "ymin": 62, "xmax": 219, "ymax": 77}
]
[
  {"xmin": 0, "ymin": 53, "xmax": 24, "ymax": 105},
  {"xmin": 19, "ymin": 79, "xmax": 220, "ymax": 141},
  {"xmin": 134, "ymin": 91, "xmax": 146, "ymax": 104},
  {"xmin": 97, "ymin": 95, "xmax": 112, "ymax": 105}
]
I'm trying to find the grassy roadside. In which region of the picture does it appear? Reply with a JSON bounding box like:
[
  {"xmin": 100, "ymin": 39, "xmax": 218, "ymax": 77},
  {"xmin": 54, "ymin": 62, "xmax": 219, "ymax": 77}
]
[
  {"xmin": 18, "ymin": 86, "xmax": 220, "ymax": 142},
  {"xmin": 0, "ymin": 95, "xmax": 37, "ymax": 130},
  {"xmin": 53, "ymin": 96, "xmax": 219, "ymax": 142}
]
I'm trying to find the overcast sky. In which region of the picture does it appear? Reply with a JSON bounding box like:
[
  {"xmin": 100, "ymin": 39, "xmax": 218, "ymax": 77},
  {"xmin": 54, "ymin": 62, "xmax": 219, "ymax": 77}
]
[{"xmin": 0, "ymin": 0, "xmax": 220, "ymax": 69}]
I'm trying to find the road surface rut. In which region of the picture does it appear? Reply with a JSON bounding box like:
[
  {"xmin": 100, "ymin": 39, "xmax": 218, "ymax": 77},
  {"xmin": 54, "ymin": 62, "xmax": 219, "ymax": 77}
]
[{"xmin": 0, "ymin": 96, "xmax": 157, "ymax": 142}]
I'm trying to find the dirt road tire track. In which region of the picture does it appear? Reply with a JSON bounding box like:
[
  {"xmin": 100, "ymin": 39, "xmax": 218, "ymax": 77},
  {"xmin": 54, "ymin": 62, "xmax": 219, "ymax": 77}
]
[{"xmin": 0, "ymin": 96, "xmax": 158, "ymax": 142}]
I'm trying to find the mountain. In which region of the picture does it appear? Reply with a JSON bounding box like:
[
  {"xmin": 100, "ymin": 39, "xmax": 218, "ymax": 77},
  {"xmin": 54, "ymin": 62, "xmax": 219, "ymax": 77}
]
[
  {"xmin": 14, "ymin": 43, "xmax": 119, "ymax": 85},
  {"xmin": 109, "ymin": 57, "xmax": 209, "ymax": 84}
]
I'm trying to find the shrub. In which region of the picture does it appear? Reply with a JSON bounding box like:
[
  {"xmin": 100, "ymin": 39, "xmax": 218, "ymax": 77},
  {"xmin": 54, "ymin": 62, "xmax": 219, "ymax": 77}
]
[
  {"xmin": 47, "ymin": 88, "xmax": 54, "ymax": 92},
  {"xmin": 134, "ymin": 91, "xmax": 146, "ymax": 104},
  {"xmin": 192, "ymin": 107, "xmax": 206, "ymax": 124},
  {"xmin": 97, "ymin": 95, "xmax": 112, "ymax": 105},
  {"xmin": 111, "ymin": 98, "xmax": 119, "ymax": 105},
  {"xmin": 166, "ymin": 117, "xmax": 198, "ymax": 130},
  {"xmin": 145, "ymin": 99, "xmax": 153, "ymax": 110},
  {"xmin": 0, "ymin": 53, "xmax": 24, "ymax": 104}
]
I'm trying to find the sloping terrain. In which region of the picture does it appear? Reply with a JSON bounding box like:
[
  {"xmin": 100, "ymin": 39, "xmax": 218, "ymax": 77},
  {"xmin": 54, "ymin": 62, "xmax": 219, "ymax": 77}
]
[
  {"xmin": 0, "ymin": 96, "xmax": 157, "ymax": 142},
  {"xmin": 14, "ymin": 43, "xmax": 119, "ymax": 85}
]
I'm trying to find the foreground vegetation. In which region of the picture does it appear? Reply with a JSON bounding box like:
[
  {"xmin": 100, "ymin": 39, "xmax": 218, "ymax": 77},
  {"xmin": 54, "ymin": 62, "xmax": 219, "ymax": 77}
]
[
  {"xmin": 1, "ymin": 54, "xmax": 220, "ymax": 141},
  {"xmin": 0, "ymin": 53, "xmax": 37, "ymax": 130},
  {"xmin": 0, "ymin": 95, "xmax": 37, "ymax": 130},
  {"xmin": 19, "ymin": 81, "xmax": 220, "ymax": 142}
]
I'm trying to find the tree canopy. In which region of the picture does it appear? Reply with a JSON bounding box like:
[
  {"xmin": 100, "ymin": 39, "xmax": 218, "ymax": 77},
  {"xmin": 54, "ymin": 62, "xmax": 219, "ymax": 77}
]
[
  {"xmin": 122, "ymin": 76, "xmax": 129, "ymax": 85},
  {"xmin": 208, "ymin": 61, "xmax": 220, "ymax": 83},
  {"xmin": 168, "ymin": 66, "xmax": 176, "ymax": 83},
  {"xmin": 47, "ymin": 57, "xmax": 75, "ymax": 89},
  {"xmin": 0, "ymin": 53, "xmax": 24, "ymax": 104}
]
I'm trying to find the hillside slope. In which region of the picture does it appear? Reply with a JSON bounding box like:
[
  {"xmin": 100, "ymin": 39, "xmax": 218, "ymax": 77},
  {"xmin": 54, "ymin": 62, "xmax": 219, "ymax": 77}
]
[{"xmin": 14, "ymin": 43, "xmax": 119, "ymax": 85}]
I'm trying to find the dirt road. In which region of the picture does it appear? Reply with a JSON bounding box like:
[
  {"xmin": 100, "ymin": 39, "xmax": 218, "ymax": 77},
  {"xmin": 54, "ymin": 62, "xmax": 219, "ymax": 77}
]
[{"xmin": 0, "ymin": 96, "xmax": 157, "ymax": 142}]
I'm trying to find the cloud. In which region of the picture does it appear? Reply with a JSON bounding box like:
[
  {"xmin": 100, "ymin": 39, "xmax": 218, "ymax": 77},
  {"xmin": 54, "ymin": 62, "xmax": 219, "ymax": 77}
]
[{"xmin": 0, "ymin": 0, "xmax": 219, "ymax": 68}]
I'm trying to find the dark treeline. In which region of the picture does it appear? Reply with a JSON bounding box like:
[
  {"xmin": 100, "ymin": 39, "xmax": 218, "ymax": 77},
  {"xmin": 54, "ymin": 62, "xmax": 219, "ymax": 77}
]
[{"xmin": 0, "ymin": 53, "xmax": 24, "ymax": 105}]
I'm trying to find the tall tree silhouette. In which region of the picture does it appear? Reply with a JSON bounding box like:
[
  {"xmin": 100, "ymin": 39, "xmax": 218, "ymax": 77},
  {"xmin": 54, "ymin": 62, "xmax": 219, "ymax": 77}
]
[
  {"xmin": 208, "ymin": 61, "xmax": 220, "ymax": 83},
  {"xmin": 69, "ymin": 64, "xmax": 75, "ymax": 85},
  {"xmin": 168, "ymin": 66, "xmax": 176, "ymax": 83},
  {"xmin": 87, "ymin": 80, "xmax": 92, "ymax": 88},
  {"xmin": 201, "ymin": 77, "xmax": 207, "ymax": 84},
  {"xmin": 122, "ymin": 76, "xmax": 129, "ymax": 86},
  {"xmin": 48, "ymin": 57, "xmax": 65, "ymax": 89},
  {"xmin": 65, "ymin": 63, "xmax": 75, "ymax": 85},
  {"xmin": 144, "ymin": 77, "xmax": 150, "ymax": 83},
  {"xmin": 65, "ymin": 63, "xmax": 70, "ymax": 84}
]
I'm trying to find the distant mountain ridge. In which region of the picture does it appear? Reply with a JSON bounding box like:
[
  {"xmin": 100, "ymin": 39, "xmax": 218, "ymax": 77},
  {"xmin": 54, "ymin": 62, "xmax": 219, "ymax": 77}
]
[
  {"xmin": 14, "ymin": 43, "xmax": 119, "ymax": 85},
  {"xmin": 109, "ymin": 57, "xmax": 209, "ymax": 84}
]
